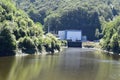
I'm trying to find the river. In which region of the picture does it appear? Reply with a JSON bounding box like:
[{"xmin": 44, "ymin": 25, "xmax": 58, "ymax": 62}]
[{"xmin": 0, "ymin": 48, "xmax": 120, "ymax": 80}]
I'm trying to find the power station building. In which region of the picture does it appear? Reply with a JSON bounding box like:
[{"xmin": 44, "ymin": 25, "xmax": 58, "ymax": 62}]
[{"xmin": 58, "ymin": 30, "xmax": 83, "ymax": 47}]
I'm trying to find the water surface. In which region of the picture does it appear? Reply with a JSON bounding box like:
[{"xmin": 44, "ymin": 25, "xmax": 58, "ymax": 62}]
[{"xmin": 0, "ymin": 48, "xmax": 120, "ymax": 80}]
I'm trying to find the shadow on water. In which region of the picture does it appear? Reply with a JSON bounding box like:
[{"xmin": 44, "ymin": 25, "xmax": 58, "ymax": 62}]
[
  {"xmin": 0, "ymin": 48, "xmax": 120, "ymax": 80},
  {"xmin": 107, "ymin": 53, "xmax": 120, "ymax": 61},
  {"xmin": 91, "ymin": 50, "xmax": 120, "ymax": 80}
]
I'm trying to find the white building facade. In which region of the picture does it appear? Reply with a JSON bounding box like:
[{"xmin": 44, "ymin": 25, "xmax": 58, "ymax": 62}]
[{"xmin": 58, "ymin": 30, "xmax": 82, "ymax": 42}]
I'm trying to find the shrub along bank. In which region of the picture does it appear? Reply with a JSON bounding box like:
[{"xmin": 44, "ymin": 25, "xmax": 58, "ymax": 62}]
[{"xmin": 100, "ymin": 16, "xmax": 120, "ymax": 54}]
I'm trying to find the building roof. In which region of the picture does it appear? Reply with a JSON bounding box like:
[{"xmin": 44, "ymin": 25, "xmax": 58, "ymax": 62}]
[{"xmin": 59, "ymin": 30, "xmax": 82, "ymax": 32}]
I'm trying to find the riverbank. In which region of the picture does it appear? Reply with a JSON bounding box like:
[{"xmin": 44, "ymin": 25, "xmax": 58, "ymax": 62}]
[
  {"xmin": 15, "ymin": 47, "xmax": 66, "ymax": 57},
  {"xmin": 82, "ymin": 41, "xmax": 120, "ymax": 56},
  {"xmin": 82, "ymin": 41, "xmax": 100, "ymax": 48}
]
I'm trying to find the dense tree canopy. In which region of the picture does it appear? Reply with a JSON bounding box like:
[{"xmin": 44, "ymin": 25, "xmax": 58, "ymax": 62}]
[
  {"xmin": 13, "ymin": 0, "xmax": 120, "ymax": 40},
  {"xmin": 100, "ymin": 16, "xmax": 120, "ymax": 54},
  {"xmin": 9, "ymin": 0, "xmax": 120, "ymax": 53},
  {"xmin": 0, "ymin": 0, "xmax": 61, "ymax": 56}
]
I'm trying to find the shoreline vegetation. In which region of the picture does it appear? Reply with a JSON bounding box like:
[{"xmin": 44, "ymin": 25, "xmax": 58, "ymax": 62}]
[
  {"xmin": 15, "ymin": 46, "xmax": 67, "ymax": 57},
  {"xmin": 15, "ymin": 41, "xmax": 120, "ymax": 57},
  {"xmin": 13, "ymin": 0, "xmax": 120, "ymax": 57},
  {"xmin": 0, "ymin": 0, "xmax": 62, "ymax": 57},
  {"xmin": 15, "ymin": 49, "xmax": 60, "ymax": 56},
  {"xmin": 82, "ymin": 41, "xmax": 120, "ymax": 56},
  {"xmin": 0, "ymin": 0, "xmax": 120, "ymax": 57}
]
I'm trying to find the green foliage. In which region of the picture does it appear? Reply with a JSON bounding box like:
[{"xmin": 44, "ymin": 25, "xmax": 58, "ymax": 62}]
[
  {"xmin": 13, "ymin": 27, "xmax": 28, "ymax": 40},
  {"xmin": 33, "ymin": 36, "xmax": 44, "ymax": 52},
  {"xmin": 44, "ymin": 9, "xmax": 101, "ymax": 40},
  {"xmin": 18, "ymin": 37, "xmax": 36, "ymax": 54},
  {"xmin": 110, "ymin": 33, "xmax": 119, "ymax": 53},
  {"xmin": 95, "ymin": 28, "xmax": 100, "ymax": 39},
  {"xmin": 0, "ymin": 26, "xmax": 16, "ymax": 56},
  {"xmin": 14, "ymin": 0, "xmax": 120, "ymax": 40},
  {"xmin": 13, "ymin": 0, "xmax": 120, "ymax": 40},
  {"xmin": 100, "ymin": 16, "xmax": 120, "ymax": 54},
  {"xmin": 61, "ymin": 40, "xmax": 67, "ymax": 46},
  {"xmin": 0, "ymin": 0, "xmax": 61, "ymax": 56},
  {"xmin": 43, "ymin": 33, "xmax": 61, "ymax": 53}
]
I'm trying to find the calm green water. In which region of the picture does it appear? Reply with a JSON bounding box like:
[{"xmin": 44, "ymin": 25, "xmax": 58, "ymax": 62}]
[{"xmin": 0, "ymin": 48, "xmax": 120, "ymax": 80}]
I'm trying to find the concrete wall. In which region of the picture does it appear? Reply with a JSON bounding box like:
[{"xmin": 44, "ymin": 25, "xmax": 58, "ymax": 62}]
[{"xmin": 67, "ymin": 41, "xmax": 82, "ymax": 47}]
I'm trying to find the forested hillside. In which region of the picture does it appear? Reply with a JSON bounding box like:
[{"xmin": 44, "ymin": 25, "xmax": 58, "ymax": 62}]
[
  {"xmin": 13, "ymin": 0, "xmax": 120, "ymax": 21},
  {"xmin": 12, "ymin": 0, "xmax": 120, "ymax": 54},
  {"xmin": 0, "ymin": 0, "xmax": 61, "ymax": 56},
  {"xmin": 13, "ymin": 0, "xmax": 120, "ymax": 40}
]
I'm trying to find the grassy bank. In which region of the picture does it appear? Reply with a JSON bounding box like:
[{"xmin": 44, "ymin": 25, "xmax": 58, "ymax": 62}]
[
  {"xmin": 82, "ymin": 41, "xmax": 120, "ymax": 55},
  {"xmin": 82, "ymin": 41, "xmax": 100, "ymax": 48}
]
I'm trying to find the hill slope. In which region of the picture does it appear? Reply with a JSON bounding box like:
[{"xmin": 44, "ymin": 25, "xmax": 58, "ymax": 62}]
[{"xmin": 13, "ymin": 0, "xmax": 120, "ymax": 40}]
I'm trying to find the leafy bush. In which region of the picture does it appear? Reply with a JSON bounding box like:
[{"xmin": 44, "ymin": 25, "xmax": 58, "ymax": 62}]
[
  {"xmin": 18, "ymin": 37, "xmax": 36, "ymax": 54},
  {"xmin": 43, "ymin": 33, "xmax": 61, "ymax": 53},
  {"xmin": 33, "ymin": 37, "xmax": 43, "ymax": 52},
  {"xmin": 0, "ymin": 26, "xmax": 16, "ymax": 56},
  {"xmin": 100, "ymin": 16, "xmax": 120, "ymax": 54},
  {"xmin": 109, "ymin": 33, "xmax": 120, "ymax": 53}
]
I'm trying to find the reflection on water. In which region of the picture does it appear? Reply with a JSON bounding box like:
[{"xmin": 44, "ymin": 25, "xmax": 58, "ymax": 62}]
[
  {"xmin": 0, "ymin": 48, "xmax": 120, "ymax": 80},
  {"xmin": 0, "ymin": 57, "xmax": 15, "ymax": 80}
]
